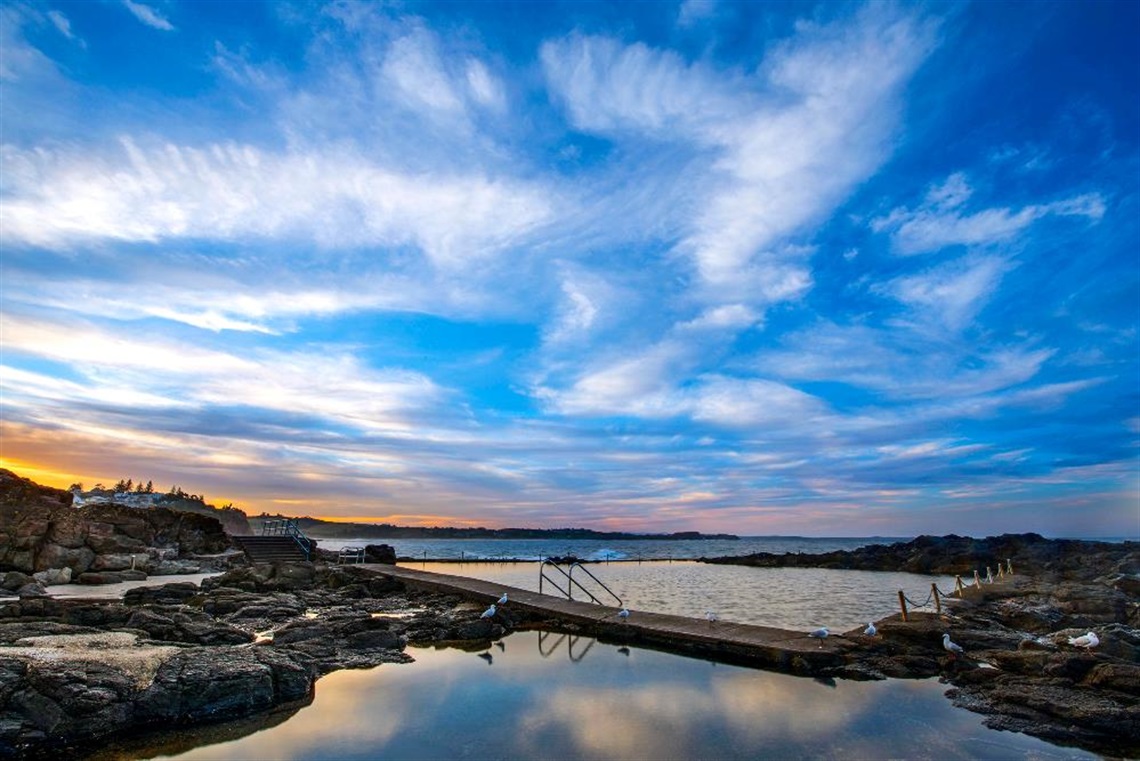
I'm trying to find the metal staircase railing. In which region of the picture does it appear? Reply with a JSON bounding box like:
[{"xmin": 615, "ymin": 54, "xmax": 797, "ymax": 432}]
[
  {"xmin": 537, "ymin": 631, "xmax": 597, "ymax": 662},
  {"xmin": 261, "ymin": 518, "xmax": 313, "ymax": 560},
  {"xmin": 539, "ymin": 560, "xmax": 622, "ymax": 607}
]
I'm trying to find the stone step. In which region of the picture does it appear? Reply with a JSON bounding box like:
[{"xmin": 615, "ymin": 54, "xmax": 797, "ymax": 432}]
[{"xmin": 232, "ymin": 535, "xmax": 311, "ymax": 563}]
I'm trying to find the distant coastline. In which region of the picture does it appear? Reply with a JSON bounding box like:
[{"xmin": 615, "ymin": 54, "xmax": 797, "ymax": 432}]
[{"xmin": 251, "ymin": 514, "xmax": 739, "ymax": 542}]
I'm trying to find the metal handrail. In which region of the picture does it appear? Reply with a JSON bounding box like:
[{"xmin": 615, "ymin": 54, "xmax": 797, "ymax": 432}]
[
  {"xmin": 538, "ymin": 560, "xmax": 622, "ymax": 607},
  {"xmin": 338, "ymin": 546, "xmax": 365, "ymax": 565}
]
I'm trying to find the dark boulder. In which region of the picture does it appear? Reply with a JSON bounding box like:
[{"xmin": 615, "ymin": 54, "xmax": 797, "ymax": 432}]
[{"xmin": 364, "ymin": 544, "xmax": 397, "ymax": 564}]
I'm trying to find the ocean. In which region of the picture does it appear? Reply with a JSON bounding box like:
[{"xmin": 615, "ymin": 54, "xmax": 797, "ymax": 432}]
[{"xmin": 312, "ymin": 535, "xmax": 908, "ymax": 562}]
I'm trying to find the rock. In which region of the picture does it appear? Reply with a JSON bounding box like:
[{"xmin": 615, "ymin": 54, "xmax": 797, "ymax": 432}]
[
  {"xmin": 140, "ymin": 647, "xmax": 312, "ymax": 725},
  {"xmin": 1, "ymin": 471, "xmax": 236, "ymax": 584},
  {"xmin": 123, "ymin": 582, "xmax": 202, "ymax": 607},
  {"xmin": 16, "ymin": 583, "xmax": 48, "ymax": 599},
  {"xmin": 152, "ymin": 559, "xmax": 201, "ymax": 575},
  {"xmin": 1, "ymin": 573, "xmax": 34, "ymax": 592},
  {"xmin": 1084, "ymin": 662, "xmax": 1140, "ymax": 693},
  {"xmin": 91, "ymin": 553, "xmax": 138, "ymax": 572},
  {"xmin": 35, "ymin": 544, "xmax": 95, "ymax": 574},
  {"xmin": 32, "ymin": 568, "xmax": 72, "ymax": 586},
  {"xmin": 364, "ymin": 544, "xmax": 397, "ymax": 564}
]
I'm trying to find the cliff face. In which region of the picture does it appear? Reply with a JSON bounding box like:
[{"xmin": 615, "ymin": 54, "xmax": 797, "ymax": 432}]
[{"xmin": 0, "ymin": 469, "xmax": 234, "ymax": 578}]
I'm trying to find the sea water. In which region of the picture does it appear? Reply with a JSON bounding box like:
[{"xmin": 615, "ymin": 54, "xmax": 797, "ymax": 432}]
[
  {"xmin": 318, "ymin": 536, "xmax": 966, "ymax": 632},
  {"xmin": 313, "ymin": 535, "xmax": 907, "ymax": 561},
  {"xmin": 400, "ymin": 560, "xmax": 960, "ymax": 632}
]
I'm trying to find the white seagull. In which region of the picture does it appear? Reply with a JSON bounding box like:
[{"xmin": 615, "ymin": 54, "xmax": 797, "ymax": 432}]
[
  {"xmin": 706, "ymin": 610, "xmax": 718, "ymax": 625},
  {"xmin": 808, "ymin": 627, "xmax": 829, "ymax": 647},
  {"xmin": 497, "ymin": 593, "xmax": 509, "ymax": 605},
  {"xmin": 617, "ymin": 608, "xmax": 630, "ymax": 622},
  {"xmin": 864, "ymin": 622, "xmax": 877, "ymax": 637},
  {"xmin": 1068, "ymin": 631, "xmax": 1099, "ymax": 649},
  {"xmin": 942, "ymin": 633, "xmax": 964, "ymax": 657},
  {"xmin": 480, "ymin": 604, "xmax": 496, "ymax": 619}
]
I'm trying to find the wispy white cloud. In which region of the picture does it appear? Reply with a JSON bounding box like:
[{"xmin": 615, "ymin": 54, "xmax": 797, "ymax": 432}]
[
  {"xmin": 0, "ymin": 138, "xmax": 553, "ymax": 269},
  {"xmin": 755, "ymin": 321, "xmax": 1056, "ymax": 401},
  {"xmin": 543, "ymin": 8, "xmax": 937, "ymax": 311},
  {"xmin": 382, "ymin": 27, "xmax": 465, "ymax": 117},
  {"xmin": 879, "ymin": 254, "xmax": 1010, "ymax": 331},
  {"xmin": 47, "ymin": 10, "xmax": 79, "ymax": 42},
  {"xmin": 872, "ymin": 172, "xmax": 1106, "ymax": 255},
  {"xmin": 1, "ymin": 315, "xmax": 450, "ymax": 436},
  {"xmin": 465, "ymin": 58, "xmax": 505, "ymax": 111},
  {"xmin": 122, "ymin": 0, "xmax": 174, "ymax": 31}
]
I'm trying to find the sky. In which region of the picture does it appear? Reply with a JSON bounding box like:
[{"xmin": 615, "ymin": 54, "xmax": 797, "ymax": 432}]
[{"xmin": 1, "ymin": 1, "xmax": 1137, "ymax": 538}]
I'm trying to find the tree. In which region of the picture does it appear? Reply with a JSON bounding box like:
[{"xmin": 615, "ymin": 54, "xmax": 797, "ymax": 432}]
[
  {"xmin": 145, "ymin": 480, "xmax": 153, "ymax": 493},
  {"xmin": 68, "ymin": 482, "xmax": 83, "ymax": 492}
]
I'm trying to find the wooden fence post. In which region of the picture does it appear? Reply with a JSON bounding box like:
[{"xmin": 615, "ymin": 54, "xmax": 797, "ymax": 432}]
[
  {"xmin": 932, "ymin": 583, "xmax": 941, "ymax": 615},
  {"xmin": 955, "ymin": 575, "xmax": 965, "ymax": 597},
  {"xmin": 974, "ymin": 570, "xmax": 982, "ymax": 588},
  {"xmin": 898, "ymin": 590, "xmax": 909, "ymax": 622}
]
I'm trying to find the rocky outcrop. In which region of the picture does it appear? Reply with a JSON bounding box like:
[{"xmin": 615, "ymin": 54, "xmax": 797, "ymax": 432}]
[
  {"xmin": 734, "ymin": 536, "xmax": 1140, "ymax": 756},
  {"xmin": 703, "ymin": 533, "xmax": 1138, "ymax": 580},
  {"xmin": 0, "ymin": 470, "xmax": 241, "ymax": 585},
  {"xmin": 0, "ymin": 562, "xmax": 509, "ymax": 759},
  {"xmin": 73, "ymin": 490, "xmax": 253, "ymax": 536}
]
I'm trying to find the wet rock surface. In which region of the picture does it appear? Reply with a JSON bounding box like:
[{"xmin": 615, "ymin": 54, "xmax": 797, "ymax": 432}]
[
  {"xmin": 0, "ymin": 562, "xmax": 515, "ymax": 760},
  {"xmin": 741, "ymin": 536, "xmax": 1140, "ymax": 757}
]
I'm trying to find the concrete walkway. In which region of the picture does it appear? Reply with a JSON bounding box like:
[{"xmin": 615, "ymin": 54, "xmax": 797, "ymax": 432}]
[{"xmin": 363, "ymin": 563, "xmax": 854, "ymax": 672}]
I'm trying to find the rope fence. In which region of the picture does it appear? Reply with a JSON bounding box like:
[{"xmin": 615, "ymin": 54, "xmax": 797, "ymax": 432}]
[{"xmin": 896, "ymin": 558, "xmax": 1014, "ymax": 621}]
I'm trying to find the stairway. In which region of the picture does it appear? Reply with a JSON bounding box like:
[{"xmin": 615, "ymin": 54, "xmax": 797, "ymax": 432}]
[{"xmin": 232, "ymin": 535, "xmax": 312, "ymax": 563}]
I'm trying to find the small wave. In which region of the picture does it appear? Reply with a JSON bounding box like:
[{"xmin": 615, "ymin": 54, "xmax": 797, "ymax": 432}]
[{"xmin": 588, "ymin": 548, "xmax": 627, "ymax": 561}]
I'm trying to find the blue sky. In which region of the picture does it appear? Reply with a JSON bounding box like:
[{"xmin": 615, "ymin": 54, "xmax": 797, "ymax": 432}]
[{"xmin": 1, "ymin": 1, "xmax": 1137, "ymax": 537}]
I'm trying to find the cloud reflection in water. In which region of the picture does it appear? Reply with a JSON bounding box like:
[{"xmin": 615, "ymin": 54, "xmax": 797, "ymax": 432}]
[{"xmin": 151, "ymin": 631, "xmax": 1094, "ymax": 761}]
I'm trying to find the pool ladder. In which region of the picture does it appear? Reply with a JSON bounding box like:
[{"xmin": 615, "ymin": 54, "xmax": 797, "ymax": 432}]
[{"xmin": 539, "ymin": 560, "xmax": 623, "ymax": 608}]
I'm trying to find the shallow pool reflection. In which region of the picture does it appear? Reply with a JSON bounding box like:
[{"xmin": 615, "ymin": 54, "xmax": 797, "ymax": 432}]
[{"xmin": 145, "ymin": 631, "xmax": 1092, "ymax": 761}]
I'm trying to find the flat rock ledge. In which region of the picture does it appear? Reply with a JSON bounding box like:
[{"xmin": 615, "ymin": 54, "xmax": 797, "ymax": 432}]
[{"xmin": 0, "ymin": 563, "xmax": 512, "ymax": 760}]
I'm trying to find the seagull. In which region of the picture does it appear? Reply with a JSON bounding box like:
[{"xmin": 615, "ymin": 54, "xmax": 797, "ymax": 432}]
[
  {"xmin": 494, "ymin": 641, "xmax": 505, "ymax": 651},
  {"xmin": 942, "ymin": 633, "xmax": 964, "ymax": 657},
  {"xmin": 864, "ymin": 622, "xmax": 877, "ymax": 637},
  {"xmin": 808, "ymin": 627, "xmax": 829, "ymax": 647},
  {"xmin": 706, "ymin": 610, "xmax": 718, "ymax": 626},
  {"xmin": 617, "ymin": 608, "xmax": 630, "ymax": 623},
  {"xmin": 617, "ymin": 646, "xmax": 630, "ymax": 656},
  {"xmin": 1068, "ymin": 631, "xmax": 1099, "ymax": 649},
  {"xmin": 497, "ymin": 593, "xmax": 509, "ymax": 605},
  {"xmin": 480, "ymin": 604, "xmax": 496, "ymax": 619},
  {"xmin": 477, "ymin": 651, "xmax": 493, "ymax": 664}
]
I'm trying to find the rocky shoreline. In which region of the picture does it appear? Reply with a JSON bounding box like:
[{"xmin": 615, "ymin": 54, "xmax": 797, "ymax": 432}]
[
  {"xmin": 0, "ymin": 562, "xmax": 516, "ymax": 760},
  {"xmin": 704, "ymin": 533, "xmax": 1140, "ymax": 756},
  {"xmin": 1, "ymin": 468, "xmax": 1137, "ymax": 758}
]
